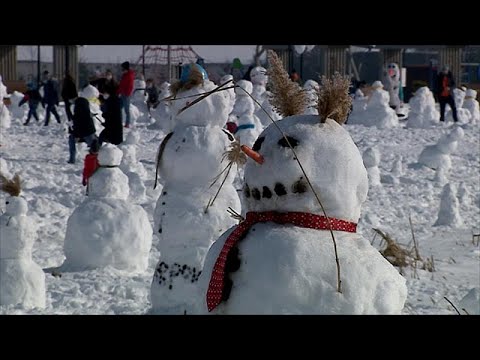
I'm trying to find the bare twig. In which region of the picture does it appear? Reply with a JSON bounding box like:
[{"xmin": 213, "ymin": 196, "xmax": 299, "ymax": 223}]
[
  {"xmin": 237, "ymin": 85, "xmax": 343, "ymax": 293},
  {"xmin": 444, "ymin": 297, "xmax": 461, "ymax": 315},
  {"xmin": 462, "ymin": 308, "xmax": 470, "ymax": 315},
  {"xmin": 409, "ymin": 215, "xmax": 421, "ymax": 260},
  {"xmin": 176, "ymin": 80, "xmax": 233, "ymax": 115}
]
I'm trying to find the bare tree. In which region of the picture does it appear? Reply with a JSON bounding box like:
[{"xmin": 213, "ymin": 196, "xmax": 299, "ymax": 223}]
[{"xmin": 253, "ymin": 45, "xmax": 266, "ymax": 66}]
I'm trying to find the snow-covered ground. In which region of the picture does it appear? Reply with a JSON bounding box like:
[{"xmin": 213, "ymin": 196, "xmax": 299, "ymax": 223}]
[{"xmin": 0, "ymin": 110, "xmax": 478, "ymax": 315}]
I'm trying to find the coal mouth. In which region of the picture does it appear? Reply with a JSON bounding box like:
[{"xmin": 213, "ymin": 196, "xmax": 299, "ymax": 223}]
[{"xmin": 244, "ymin": 177, "xmax": 308, "ymax": 200}]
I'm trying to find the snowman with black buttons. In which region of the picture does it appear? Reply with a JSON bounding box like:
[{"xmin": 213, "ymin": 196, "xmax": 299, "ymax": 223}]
[
  {"xmin": 150, "ymin": 63, "xmax": 241, "ymax": 314},
  {"xmin": 195, "ymin": 51, "xmax": 407, "ymax": 315}
]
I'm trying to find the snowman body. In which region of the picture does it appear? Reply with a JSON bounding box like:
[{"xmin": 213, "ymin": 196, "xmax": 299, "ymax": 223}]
[
  {"xmin": 303, "ymin": 80, "xmax": 319, "ymax": 115},
  {"xmin": 197, "ymin": 116, "xmax": 407, "ymax": 314},
  {"xmin": 463, "ymin": 89, "xmax": 479, "ymax": 124},
  {"xmin": 0, "ymin": 197, "xmax": 46, "ymax": 309},
  {"xmin": 364, "ymin": 87, "xmax": 399, "ymax": 128},
  {"xmin": 418, "ymin": 127, "xmax": 464, "ymax": 170},
  {"xmin": 62, "ymin": 144, "xmax": 152, "ymax": 272},
  {"xmin": 446, "ymin": 88, "xmax": 471, "ymax": 124},
  {"xmin": 232, "ymin": 80, "xmax": 263, "ymax": 147},
  {"xmin": 347, "ymin": 89, "xmax": 367, "ymax": 124},
  {"xmin": 151, "ymin": 78, "xmax": 241, "ymax": 314}
]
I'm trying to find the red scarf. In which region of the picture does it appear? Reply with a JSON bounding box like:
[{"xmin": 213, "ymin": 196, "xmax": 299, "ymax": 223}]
[{"xmin": 206, "ymin": 211, "xmax": 357, "ymax": 312}]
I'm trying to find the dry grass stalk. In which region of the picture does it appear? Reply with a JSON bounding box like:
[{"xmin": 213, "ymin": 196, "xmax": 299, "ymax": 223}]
[
  {"xmin": 205, "ymin": 141, "xmax": 246, "ymax": 212},
  {"xmin": 0, "ymin": 172, "xmax": 21, "ymax": 197},
  {"xmin": 317, "ymin": 73, "xmax": 352, "ymax": 124},
  {"xmin": 443, "ymin": 297, "xmax": 461, "ymax": 315},
  {"xmin": 373, "ymin": 228, "xmax": 412, "ymax": 268},
  {"xmin": 409, "ymin": 215, "xmax": 421, "ymax": 260},
  {"xmin": 266, "ymin": 50, "xmax": 307, "ymax": 117}
]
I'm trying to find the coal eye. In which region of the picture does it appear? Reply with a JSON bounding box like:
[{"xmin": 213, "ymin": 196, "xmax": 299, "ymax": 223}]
[
  {"xmin": 278, "ymin": 136, "xmax": 299, "ymax": 148},
  {"xmin": 252, "ymin": 137, "xmax": 265, "ymax": 152},
  {"xmin": 5, "ymin": 201, "xmax": 9, "ymax": 205}
]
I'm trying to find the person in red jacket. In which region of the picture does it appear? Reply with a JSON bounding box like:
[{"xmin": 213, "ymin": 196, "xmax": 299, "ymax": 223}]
[
  {"xmin": 117, "ymin": 61, "xmax": 135, "ymax": 128},
  {"xmin": 82, "ymin": 139, "xmax": 100, "ymax": 194}
]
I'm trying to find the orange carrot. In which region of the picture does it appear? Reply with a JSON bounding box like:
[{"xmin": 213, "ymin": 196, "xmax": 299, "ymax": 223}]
[{"xmin": 241, "ymin": 145, "xmax": 264, "ymax": 164}]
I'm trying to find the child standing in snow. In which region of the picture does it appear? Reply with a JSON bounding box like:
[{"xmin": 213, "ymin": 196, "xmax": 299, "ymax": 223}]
[
  {"xmin": 19, "ymin": 84, "xmax": 42, "ymax": 125},
  {"xmin": 82, "ymin": 139, "xmax": 100, "ymax": 195}
]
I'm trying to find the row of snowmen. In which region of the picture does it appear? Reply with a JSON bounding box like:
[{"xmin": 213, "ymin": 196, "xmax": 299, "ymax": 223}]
[
  {"xmin": 348, "ymin": 80, "xmax": 479, "ymax": 128},
  {"xmin": 2, "ymin": 64, "xmax": 478, "ymax": 315}
]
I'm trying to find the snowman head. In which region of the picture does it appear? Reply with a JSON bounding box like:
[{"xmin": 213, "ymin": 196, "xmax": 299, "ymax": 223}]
[
  {"xmin": 250, "ymin": 67, "xmax": 268, "ymax": 87},
  {"xmin": 5, "ymin": 196, "xmax": 28, "ymax": 216},
  {"xmin": 220, "ymin": 74, "xmax": 234, "ymax": 86},
  {"xmin": 303, "ymin": 80, "xmax": 320, "ymax": 92},
  {"xmin": 1, "ymin": 173, "xmax": 26, "ymax": 215},
  {"xmin": 98, "ymin": 143, "xmax": 123, "ymax": 166},
  {"xmin": 235, "ymin": 80, "xmax": 253, "ymax": 97},
  {"xmin": 466, "ymin": 89, "xmax": 477, "ymax": 99},
  {"xmin": 241, "ymin": 51, "xmax": 366, "ymax": 222},
  {"xmin": 169, "ymin": 63, "xmax": 229, "ymax": 128},
  {"xmin": 372, "ymin": 81, "xmax": 384, "ymax": 90},
  {"xmin": 386, "ymin": 63, "xmax": 400, "ymax": 79}
]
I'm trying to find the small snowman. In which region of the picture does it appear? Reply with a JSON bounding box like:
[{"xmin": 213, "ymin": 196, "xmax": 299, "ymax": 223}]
[
  {"xmin": 362, "ymin": 81, "xmax": 399, "ymax": 128},
  {"xmin": 446, "ymin": 88, "xmax": 471, "ymax": 124},
  {"xmin": 381, "ymin": 155, "xmax": 403, "ymax": 185},
  {"xmin": 8, "ymin": 90, "xmax": 28, "ymax": 121},
  {"xmin": 119, "ymin": 131, "xmax": 147, "ymax": 202},
  {"xmin": 219, "ymin": 74, "xmax": 237, "ymax": 126},
  {"xmin": 303, "ymin": 80, "xmax": 320, "ymax": 115},
  {"xmin": 148, "ymin": 82, "xmax": 173, "ymax": 132},
  {"xmin": 363, "ymin": 146, "xmax": 381, "ymax": 187},
  {"xmin": 418, "ymin": 126, "xmax": 464, "ymax": 171},
  {"xmin": 406, "ymin": 87, "xmax": 440, "ymax": 128},
  {"xmin": 232, "ymin": 80, "xmax": 263, "ymax": 148},
  {"xmin": 433, "ymin": 183, "xmax": 463, "ymax": 227},
  {"xmin": 346, "ymin": 88, "xmax": 368, "ymax": 124},
  {"xmin": 62, "ymin": 144, "xmax": 152, "ymax": 272},
  {"xmin": 196, "ymin": 51, "xmax": 407, "ymax": 315},
  {"xmin": 250, "ymin": 66, "xmax": 281, "ymax": 127},
  {"xmin": 150, "ymin": 63, "xmax": 241, "ymax": 314},
  {"xmin": 0, "ymin": 172, "xmax": 46, "ymax": 309},
  {"xmin": 79, "ymin": 84, "xmax": 104, "ymax": 135},
  {"xmin": 463, "ymin": 89, "xmax": 479, "ymax": 124}
]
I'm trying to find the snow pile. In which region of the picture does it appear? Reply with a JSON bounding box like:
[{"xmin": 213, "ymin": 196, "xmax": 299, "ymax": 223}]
[
  {"xmin": 62, "ymin": 144, "xmax": 152, "ymax": 272},
  {"xmin": 406, "ymin": 87, "xmax": 439, "ymax": 128},
  {"xmin": 197, "ymin": 116, "xmax": 407, "ymax": 314},
  {"xmin": 434, "ymin": 183, "xmax": 463, "ymax": 227},
  {"xmin": 0, "ymin": 194, "xmax": 46, "ymax": 309}
]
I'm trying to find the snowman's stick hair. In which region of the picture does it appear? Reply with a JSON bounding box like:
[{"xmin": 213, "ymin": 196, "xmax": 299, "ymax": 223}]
[
  {"xmin": 237, "ymin": 83, "xmax": 343, "ymax": 294},
  {"xmin": 317, "ymin": 73, "xmax": 352, "ymax": 124},
  {"xmin": 267, "ymin": 50, "xmax": 308, "ymax": 117},
  {"xmin": 170, "ymin": 63, "xmax": 206, "ymax": 96},
  {"xmin": 0, "ymin": 172, "xmax": 21, "ymax": 197}
]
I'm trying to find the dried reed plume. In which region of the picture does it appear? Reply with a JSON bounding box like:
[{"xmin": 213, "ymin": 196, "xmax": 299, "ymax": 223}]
[
  {"xmin": 267, "ymin": 50, "xmax": 307, "ymax": 117},
  {"xmin": 317, "ymin": 73, "xmax": 352, "ymax": 124},
  {"xmin": 0, "ymin": 172, "xmax": 21, "ymax": 197},
  {"xmin": 170, "ymin": 64, "xmax": 205, "ymax": 96}
]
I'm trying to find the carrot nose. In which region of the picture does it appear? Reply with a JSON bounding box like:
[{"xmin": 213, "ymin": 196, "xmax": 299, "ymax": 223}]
[{"xmin": 241, "ymin": 145, "xmax": 264, "ymax": 164}]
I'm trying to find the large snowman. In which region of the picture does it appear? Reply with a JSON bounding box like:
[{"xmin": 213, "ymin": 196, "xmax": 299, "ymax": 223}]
[
  {"xmin": 79, "ymin": 84, "xmax": 104, "ymax": 136},
  {"xmin": 150, "ymin": 63, "xmax": 241, "ymax": 314},
  {"xmin": 0, "ymin": 173, "xmax": 46, "ymax": 309},
  {"xmin": 62, "ymin": 144, "xmax": 152, "ymax": 272},
  {"xmin": 195, "ymin": 51, "xmax": 407, "ymax": 315},
  {"xmin": 382, "ymin": 63, "xmax": 401, "ymax": 110}
]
